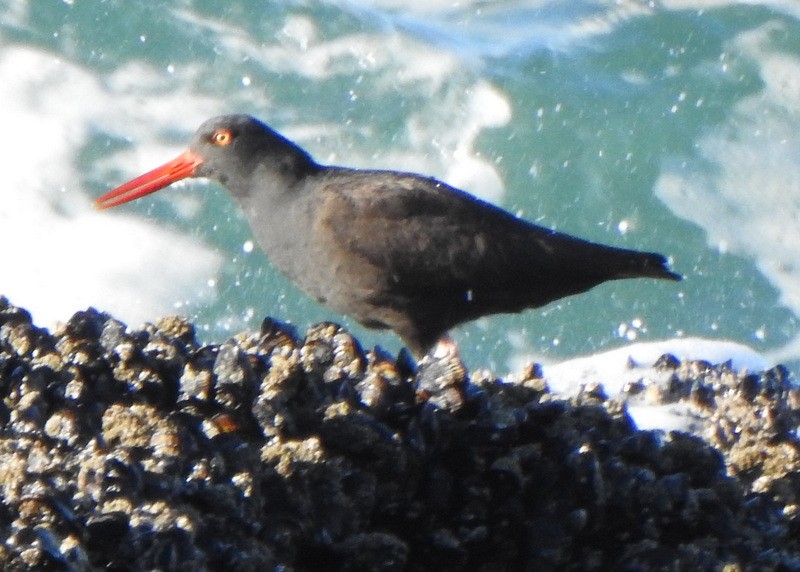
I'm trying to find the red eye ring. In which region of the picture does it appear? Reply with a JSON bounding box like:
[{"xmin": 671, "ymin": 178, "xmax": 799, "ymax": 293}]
[{"xmin": 211, "ymin": 129, "xmax": 233, "ymax": 146}]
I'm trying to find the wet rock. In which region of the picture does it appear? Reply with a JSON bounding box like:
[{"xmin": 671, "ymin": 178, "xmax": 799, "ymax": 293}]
[
  {"xmin": 0, "ymin": 298, "xmax": 798, "ymax": 569},
  {"xmin": 333, "ymin": 532, "xmax": 409, "ymax": 572},
  {"xmin": 414, "ymin": 339, "xmax": 467, "ymax": 412},
  {"xmin": 212, "ymin": 341, "xmax": 257, "ymax": 410}
]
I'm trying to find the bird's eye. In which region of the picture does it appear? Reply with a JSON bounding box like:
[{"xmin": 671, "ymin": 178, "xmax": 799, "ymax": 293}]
[{"xmin": 211, "ymin": 129, "xmax": 233, "ymax": 146}]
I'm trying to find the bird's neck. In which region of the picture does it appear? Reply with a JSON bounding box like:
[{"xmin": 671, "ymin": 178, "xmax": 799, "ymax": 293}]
[
  {"xmin": 227, "ymin": 150, "xmax": 320, "ymax": 197},
  {"xmin": 232, "ymin": 165, "xmax": 324, "ymax": 287},
  {"xmin": 233, "ymin": 160, "xmax": 322, "ymax": 226}
]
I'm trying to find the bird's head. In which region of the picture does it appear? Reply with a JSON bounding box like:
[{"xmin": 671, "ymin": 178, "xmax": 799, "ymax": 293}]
[{"xmin": 94, "ymin": 114, "xmax": 316, "ymax": 210}]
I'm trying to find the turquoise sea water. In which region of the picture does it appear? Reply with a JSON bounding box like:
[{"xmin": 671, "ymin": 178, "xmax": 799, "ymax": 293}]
[{"xmin": 2, "ymin": 1, "xmax": 800, "ymax": 373}]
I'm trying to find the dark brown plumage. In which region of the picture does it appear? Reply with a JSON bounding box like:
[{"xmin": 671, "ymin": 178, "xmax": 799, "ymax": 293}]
[{"xmin": 95, "ymin": 114, "xmax": 681, "ymax": 357}]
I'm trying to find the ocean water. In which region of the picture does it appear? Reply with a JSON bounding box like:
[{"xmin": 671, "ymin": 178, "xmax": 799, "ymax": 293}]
[{"xmin": 2, "ymin": 0, "xmax": 800, "ymax": 374}]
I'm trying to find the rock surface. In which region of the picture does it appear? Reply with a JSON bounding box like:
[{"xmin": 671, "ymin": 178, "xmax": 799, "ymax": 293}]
[{"xmin": 0, "ymin": 296, "xmax": 799, "ymax": 570}]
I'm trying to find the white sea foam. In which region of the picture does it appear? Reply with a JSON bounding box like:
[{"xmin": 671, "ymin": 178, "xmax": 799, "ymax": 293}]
[
  {"xmin": 541, "ymin": 337, "xmax": 768, "ymax": 396},
  {"xmin": 542, "ymin": 338, "xmax": 774, "ymax": 433},
  {"xmin": 538, "ymin": 337, "xmax": 771, "ymax": 432},
  {"xmin": 661, "ymin": 0, "xmax": 800, "ymax": 20},
  {"xmin": 0, "ymin": 46, "xmax": 222, "ymax": 330},
  {"xmin": 340, "ymin": 0, "xmax": 654, "ymax": 55},
  {"xmin": 655, "ymin": 23, "xmax": 800, "ymax": 364}
]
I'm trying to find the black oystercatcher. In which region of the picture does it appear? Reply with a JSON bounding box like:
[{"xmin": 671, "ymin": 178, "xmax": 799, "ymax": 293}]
[{"xmin": 95, "ymin": 115, "xmax": 681, "ymax": 357}]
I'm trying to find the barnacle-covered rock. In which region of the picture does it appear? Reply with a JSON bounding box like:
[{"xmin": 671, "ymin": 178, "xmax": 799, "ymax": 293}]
[
  {"xmin": 0, "ymin": 298, "xmax": 798, "ymax": 569},
  {"xmin": 414, "ymin": 338, "xmax": 468, "ymax": 412}
]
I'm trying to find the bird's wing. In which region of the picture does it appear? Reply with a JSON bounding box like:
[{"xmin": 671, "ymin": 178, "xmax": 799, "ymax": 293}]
[{"xmin": 314, "ymin": 170, "xmax": 562, "ymax": 296}]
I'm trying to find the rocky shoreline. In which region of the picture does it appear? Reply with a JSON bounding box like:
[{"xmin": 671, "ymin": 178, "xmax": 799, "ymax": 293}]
[{"xmin": 0, "ymin": 296, "xmax": 799, "ymax": 570}]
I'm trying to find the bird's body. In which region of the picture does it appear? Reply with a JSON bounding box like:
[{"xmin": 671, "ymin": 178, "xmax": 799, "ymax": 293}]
[{"xmin": 96, "ymin": 114, "xmax": 681, "ymax": 357}]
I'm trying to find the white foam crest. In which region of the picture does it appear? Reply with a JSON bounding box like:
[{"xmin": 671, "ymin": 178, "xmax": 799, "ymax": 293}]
[
  {"xmin": 537, "ymin": 337, "xmax": 769, "ymax": 433},
  {"xmin": 661, "ymin": 0, "xmax": 800, "ymax": 20},
  {"xmin": 338, "ymin": 0, "xmax": 656, "ymax": 56},
  {"xmin": 358, "ymin": 0, "xmax": 800, "ymax": 25},
  {"xmin": 0, "ymin": 46, "xmax": 222, "ymax": 329},
  {"xmin": 540, "ymin": 337, "xmax": 768, "ymax": 398},
  {"xmin": 626, "ymin": 403, "xmax": 704, "ymax": 433},
  {"xmin": 346, "ymin": 0, "xmax": 800, "ymax": 63},
  {"xmin": 359, "ymin": 80, "xmax": 513, "ymax": 204},
  {"xmin": 173, "ymin": 7, "xmax": 459, "ymax": 88},
  {"xmin": 100, "ymin": 61, "xmax": 225, "ymax": 148},
  {"xmin": 444, "ymin": 82, "xmax": 511, "ymax": 204}
]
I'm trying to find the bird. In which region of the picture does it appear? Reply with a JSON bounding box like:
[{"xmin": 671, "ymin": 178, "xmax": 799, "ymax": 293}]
[{"xmin": 95, "ymin": 114, "xmax": 681, "ymax": 358}]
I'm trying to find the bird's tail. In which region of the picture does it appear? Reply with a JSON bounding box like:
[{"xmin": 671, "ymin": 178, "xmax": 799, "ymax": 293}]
[{"xmin": 609, "ymin": 250, "xmax": 682, "ymax": 282}]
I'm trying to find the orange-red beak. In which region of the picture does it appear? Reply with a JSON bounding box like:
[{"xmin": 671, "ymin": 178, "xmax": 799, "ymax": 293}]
[{"xmin": 94, "ymin": 149, "xmax": 204, "ymax": 210}]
